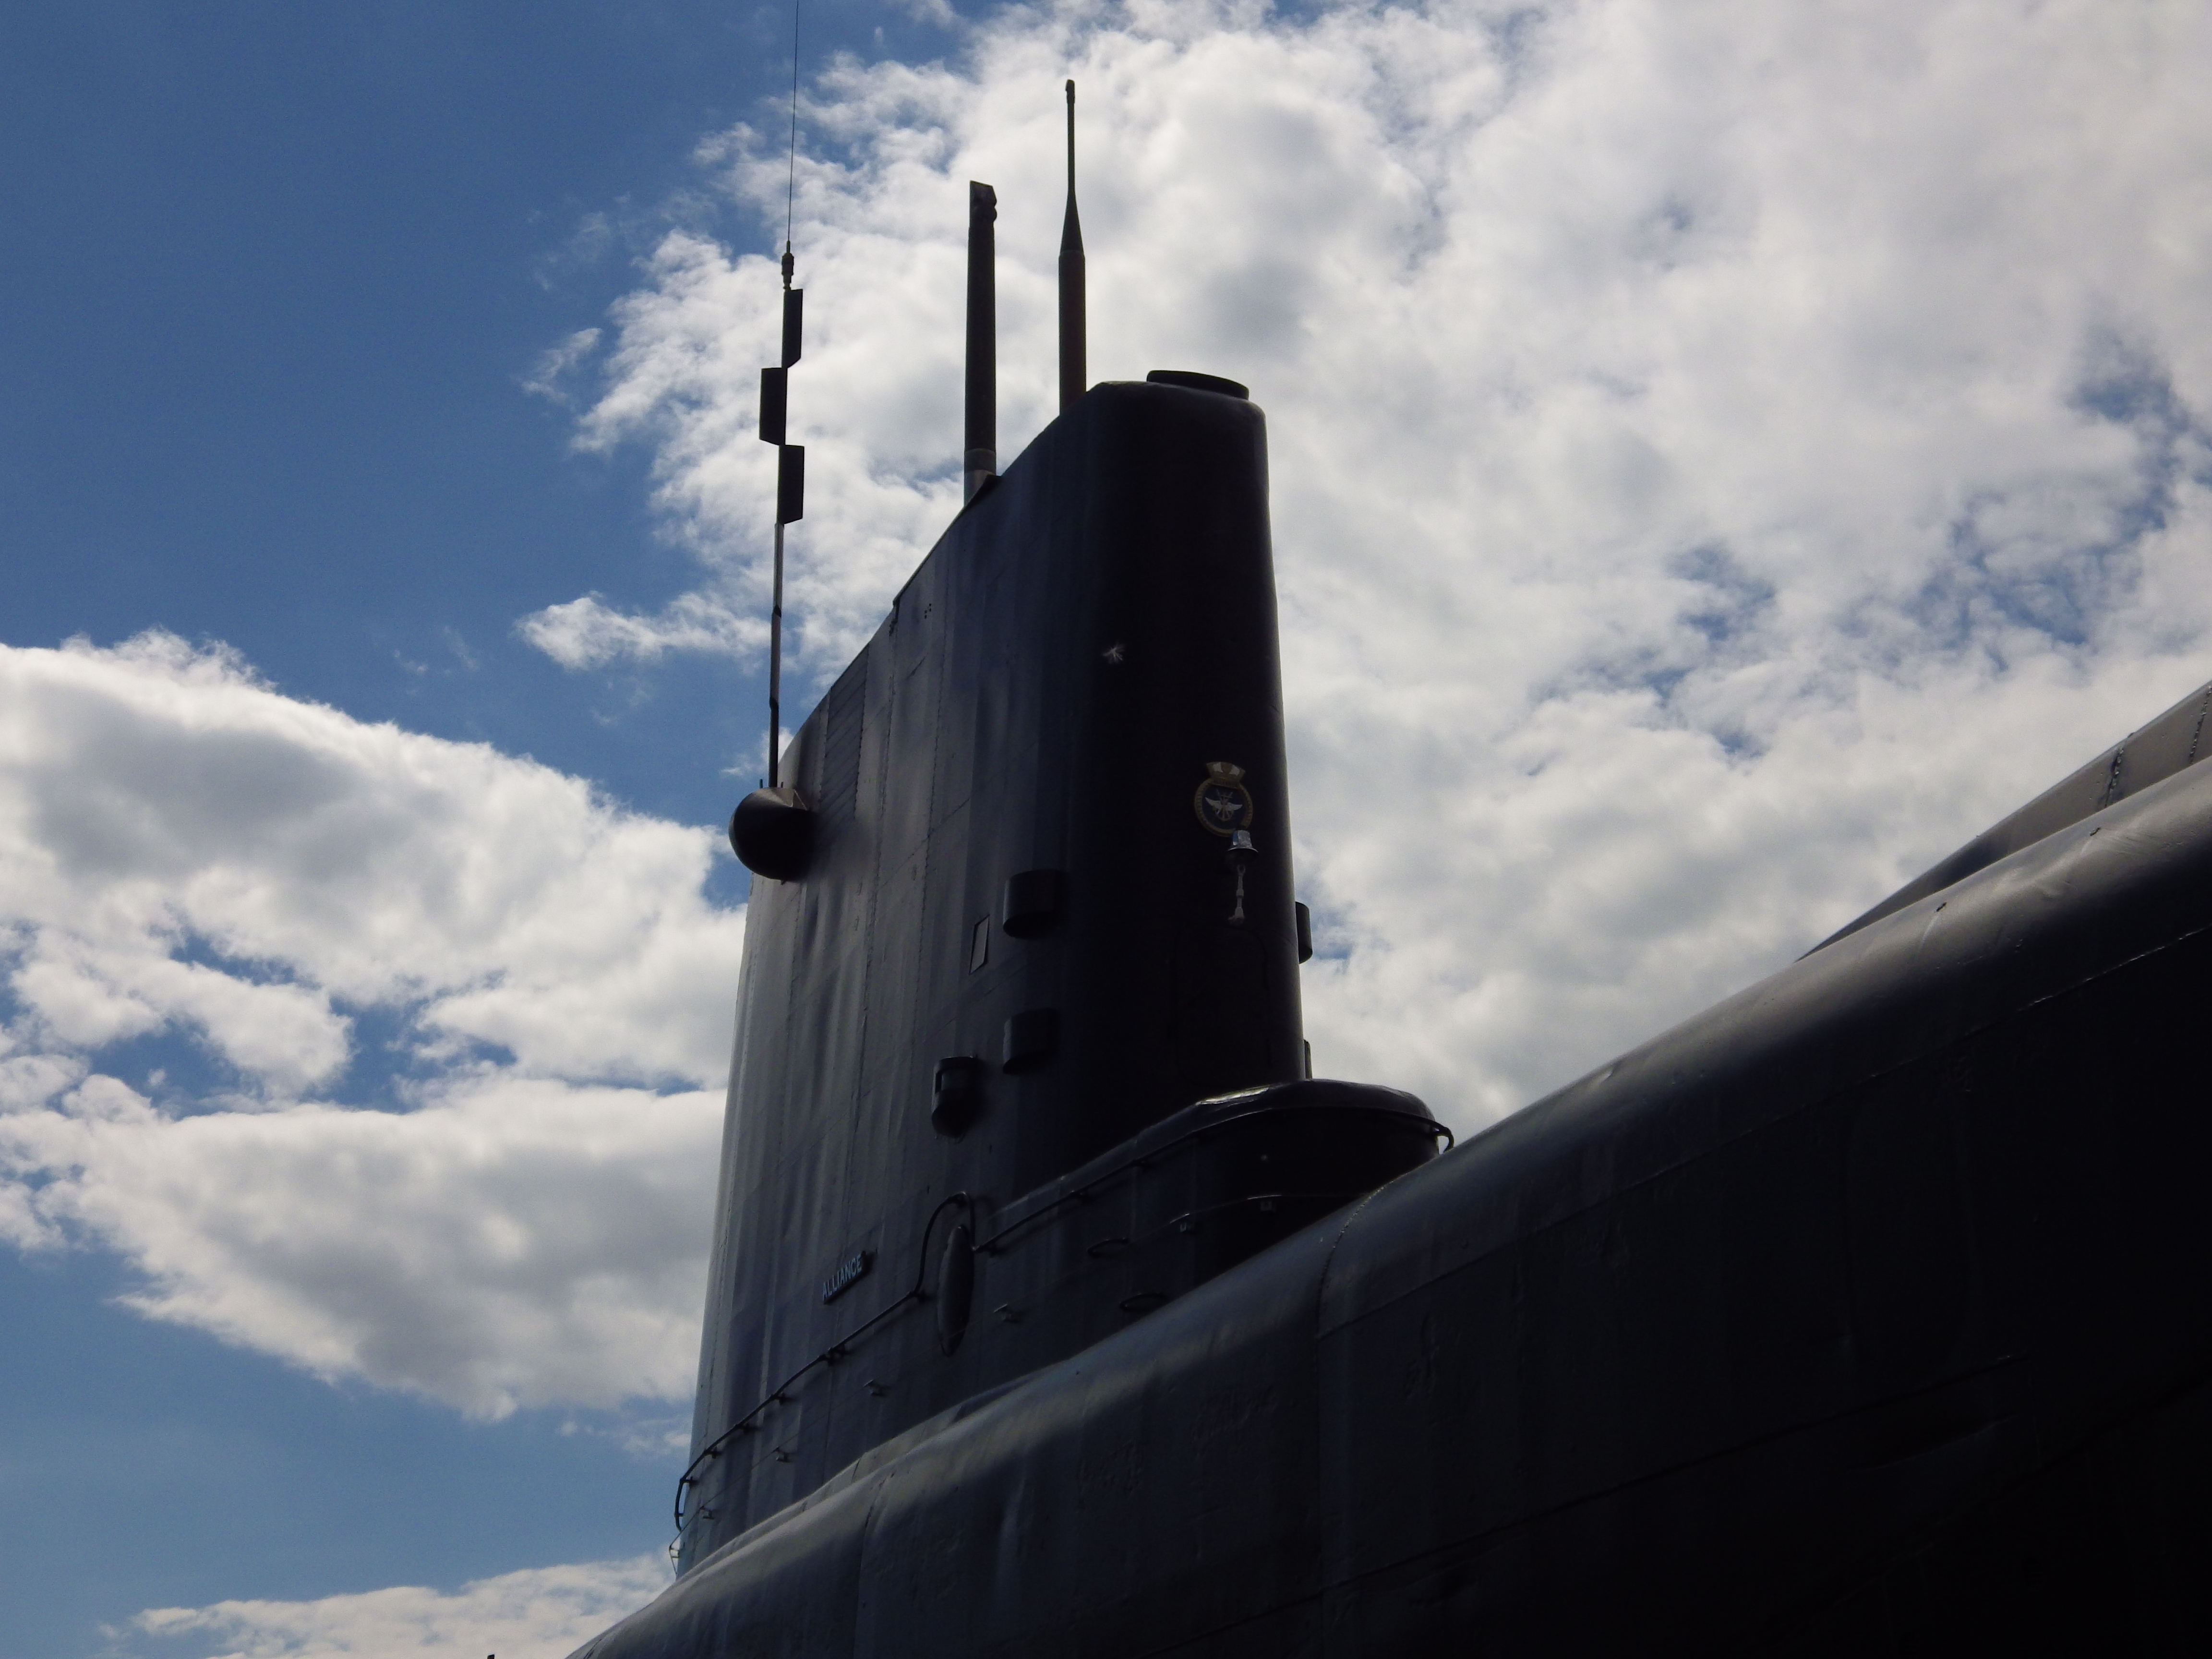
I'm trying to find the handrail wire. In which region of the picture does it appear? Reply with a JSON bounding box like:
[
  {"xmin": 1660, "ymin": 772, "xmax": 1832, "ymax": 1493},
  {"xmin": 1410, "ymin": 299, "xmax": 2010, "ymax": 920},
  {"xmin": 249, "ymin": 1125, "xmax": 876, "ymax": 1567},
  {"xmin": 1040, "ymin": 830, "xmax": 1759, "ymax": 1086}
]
[
  {"xmin": 672, "ymin": 1105, "xmax": 1454, "ymax": 1544},
  {"xmin": 673, "ymin": 1192, "xmax": 971, "ymax": 1536},
  {"xmin": 974, "ymin": 1104, "xmax": 1451, "ymax": 1258}
]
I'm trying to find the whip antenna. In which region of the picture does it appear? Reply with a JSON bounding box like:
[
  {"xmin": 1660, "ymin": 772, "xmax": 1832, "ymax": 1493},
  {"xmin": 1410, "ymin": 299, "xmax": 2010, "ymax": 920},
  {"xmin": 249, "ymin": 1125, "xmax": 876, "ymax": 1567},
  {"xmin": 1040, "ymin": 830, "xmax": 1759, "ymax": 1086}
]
[
  {"xmin": 761, "ymin": 0, "xmax": 805, "ymax": 789},
  {"xmin": 784, "ymin": 0, "xmax": 800, "ymax": 251},
  {"xmin": 726, "ymin": 0, "xmax": 817, "ymax": 884},
  {"xmin": 1058, "ymin": 80, "xmax": 1085, "ymax": 411}
]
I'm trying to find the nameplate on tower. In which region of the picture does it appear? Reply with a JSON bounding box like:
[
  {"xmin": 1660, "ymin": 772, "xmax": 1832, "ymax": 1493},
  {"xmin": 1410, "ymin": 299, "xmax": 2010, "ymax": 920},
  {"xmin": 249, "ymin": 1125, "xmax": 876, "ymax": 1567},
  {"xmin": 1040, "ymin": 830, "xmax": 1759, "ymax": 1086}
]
[{"xmin": 819, "ymin": 1250, "xmax": 873, "ymax": 1304}]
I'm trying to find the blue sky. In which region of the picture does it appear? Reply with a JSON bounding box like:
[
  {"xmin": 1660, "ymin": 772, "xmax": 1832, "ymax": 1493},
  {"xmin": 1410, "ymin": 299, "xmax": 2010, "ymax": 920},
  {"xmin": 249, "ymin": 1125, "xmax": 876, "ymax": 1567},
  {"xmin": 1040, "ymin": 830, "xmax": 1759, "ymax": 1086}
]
[
  {"xmin": 4, "ymin": 2, "xmax": 2209, "ymax": 1655},
  {"xmin": 0, "ymin": 5, "xmax": 871, "ymax": 1652},
  {"xmin": 2, "ymin": 0, "xmax": 947, "ymax": 837}
]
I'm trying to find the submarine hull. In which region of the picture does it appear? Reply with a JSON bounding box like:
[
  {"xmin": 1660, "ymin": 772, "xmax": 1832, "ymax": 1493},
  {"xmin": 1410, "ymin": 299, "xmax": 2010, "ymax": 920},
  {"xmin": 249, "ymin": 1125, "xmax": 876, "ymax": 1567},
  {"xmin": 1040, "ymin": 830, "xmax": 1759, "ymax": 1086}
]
[{"xmin": 584, "ymin": 687, "xmax": 2212, "ymax": 1653}]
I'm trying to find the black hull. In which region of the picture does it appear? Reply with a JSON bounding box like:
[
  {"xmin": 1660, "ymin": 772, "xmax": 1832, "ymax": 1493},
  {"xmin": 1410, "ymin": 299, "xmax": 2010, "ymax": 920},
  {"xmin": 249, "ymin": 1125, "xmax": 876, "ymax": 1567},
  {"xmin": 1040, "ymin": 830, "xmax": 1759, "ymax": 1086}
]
[{"xmin": 580, "ymin": 694, "xmax": 2212, "ymax": 1655}]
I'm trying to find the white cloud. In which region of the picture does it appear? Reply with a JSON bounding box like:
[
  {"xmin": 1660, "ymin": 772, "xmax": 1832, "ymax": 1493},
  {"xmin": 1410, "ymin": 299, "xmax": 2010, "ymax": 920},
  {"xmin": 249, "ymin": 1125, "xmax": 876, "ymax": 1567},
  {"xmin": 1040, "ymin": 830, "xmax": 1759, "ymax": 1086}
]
[
  {"xmin": 0, "ymin": 631, "xmax": 740, "ymax": 1090},
  {"xmin": 526, "ymin": 0, "xmax": 2212, "ymax": 1126},
  {"xmin": 2, "ymin": 1068, "xmax": 720, "ymax": 1415},
  {"xmin": 129, "ymin": 1553, "xmax": 668, "ymax": 1659},
  {"xmin": 0, "ymin": 634, "xmax": 741, "ymax": 1414},
  {"xmin": 522, "ymin": 325, "xmax": 604, "ymax": 408},
  {"xmin": 518, "ymin": 590, "xmax": 760, "ymax": 671}
]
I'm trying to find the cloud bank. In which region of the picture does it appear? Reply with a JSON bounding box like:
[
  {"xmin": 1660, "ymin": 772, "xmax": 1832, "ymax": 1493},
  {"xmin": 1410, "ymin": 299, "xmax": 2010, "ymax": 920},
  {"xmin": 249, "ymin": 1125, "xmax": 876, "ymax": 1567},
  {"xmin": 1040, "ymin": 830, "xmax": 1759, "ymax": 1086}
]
[
  {"xmin": 0, "ymin": 634, "xmax": 741, "ymax": 1416},
  {"xmin": 529, "ymin": 0, "xmax": 2212, "ymax": 1123},
  {"xmin": 128, "ymin": 1554, "xmax": 668, "ymax": 1659}
]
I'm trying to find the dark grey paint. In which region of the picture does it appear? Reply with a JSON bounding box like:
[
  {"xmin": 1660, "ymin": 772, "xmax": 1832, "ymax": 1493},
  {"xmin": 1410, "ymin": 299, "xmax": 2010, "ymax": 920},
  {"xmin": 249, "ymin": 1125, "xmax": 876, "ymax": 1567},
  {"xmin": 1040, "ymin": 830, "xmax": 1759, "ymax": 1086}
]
[
  {"xmin": 677, "ymin": 383, "xmax": 1437, "ymax": 1570},
  {"xmin": 589, "ymin": 736, "xmax": 2212, "ymax": 1658}
]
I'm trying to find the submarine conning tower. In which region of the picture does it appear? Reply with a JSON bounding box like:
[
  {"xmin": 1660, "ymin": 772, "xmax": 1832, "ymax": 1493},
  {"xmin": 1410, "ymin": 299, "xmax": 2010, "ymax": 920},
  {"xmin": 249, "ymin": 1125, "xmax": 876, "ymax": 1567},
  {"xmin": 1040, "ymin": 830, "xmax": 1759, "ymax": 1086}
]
[{"xmin": 678, "ymin": 373, "xmax": 1444, "ymax": 1568}]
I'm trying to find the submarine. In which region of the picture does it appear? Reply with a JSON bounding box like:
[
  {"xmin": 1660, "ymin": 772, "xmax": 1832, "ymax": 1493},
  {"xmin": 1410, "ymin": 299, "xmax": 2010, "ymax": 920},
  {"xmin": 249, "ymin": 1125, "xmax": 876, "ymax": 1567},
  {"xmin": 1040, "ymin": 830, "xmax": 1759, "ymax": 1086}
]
[{"xmin": 574, "ymin": 85, "xmax": 2212, "ymax": 1657}]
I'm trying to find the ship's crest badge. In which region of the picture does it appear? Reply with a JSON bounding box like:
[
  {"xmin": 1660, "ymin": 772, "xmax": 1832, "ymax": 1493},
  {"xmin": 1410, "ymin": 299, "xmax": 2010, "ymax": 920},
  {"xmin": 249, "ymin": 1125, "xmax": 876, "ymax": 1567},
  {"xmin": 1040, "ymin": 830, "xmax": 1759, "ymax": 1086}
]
[{"xmin": 1193, "ymin": 761, "xmax": 1255, "ymax": 836}]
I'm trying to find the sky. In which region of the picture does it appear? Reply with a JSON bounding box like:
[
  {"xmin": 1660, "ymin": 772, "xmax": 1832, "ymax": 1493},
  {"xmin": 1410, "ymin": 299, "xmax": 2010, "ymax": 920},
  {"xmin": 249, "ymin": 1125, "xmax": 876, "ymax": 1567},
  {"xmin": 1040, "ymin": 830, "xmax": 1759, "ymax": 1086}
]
[{"xmin": 3, "ymin": 0, "xmax": 2209, "ymax": 1654}]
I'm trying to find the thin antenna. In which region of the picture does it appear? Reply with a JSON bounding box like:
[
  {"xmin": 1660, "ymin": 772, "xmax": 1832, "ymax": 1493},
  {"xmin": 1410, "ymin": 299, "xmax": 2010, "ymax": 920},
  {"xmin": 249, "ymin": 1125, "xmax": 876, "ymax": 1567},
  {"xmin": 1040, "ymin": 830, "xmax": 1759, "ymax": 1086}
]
[
  {"xmin": 1058, "ymin": 80, "xmax": 1085, "ymax": 412},
  {"xmin": 784, "ymin": 0, "xmax": 802, "ymax": 252},
  {"xmin": 762, "ymin": 0, "xmax": 806, "ymax": 790},
  {"xmin": 964, "ymin": 181, "xmax": 998, "ymax": 501}
]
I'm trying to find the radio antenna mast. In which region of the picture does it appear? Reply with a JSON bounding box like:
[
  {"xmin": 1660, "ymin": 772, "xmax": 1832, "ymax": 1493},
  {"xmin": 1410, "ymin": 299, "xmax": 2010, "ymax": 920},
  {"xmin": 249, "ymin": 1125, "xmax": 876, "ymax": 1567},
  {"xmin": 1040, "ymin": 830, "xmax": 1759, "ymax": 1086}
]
[
  {"xmin": 759, "ymin": 0, "xmax": 806, "ymax": 789},
  {"xmin": 1059, "ymin": 79, "xmax": 1085, "ymax": 411},
  {"xmin": 964, "ymin": 180, "xmax": 998, "ymax": 500}
]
